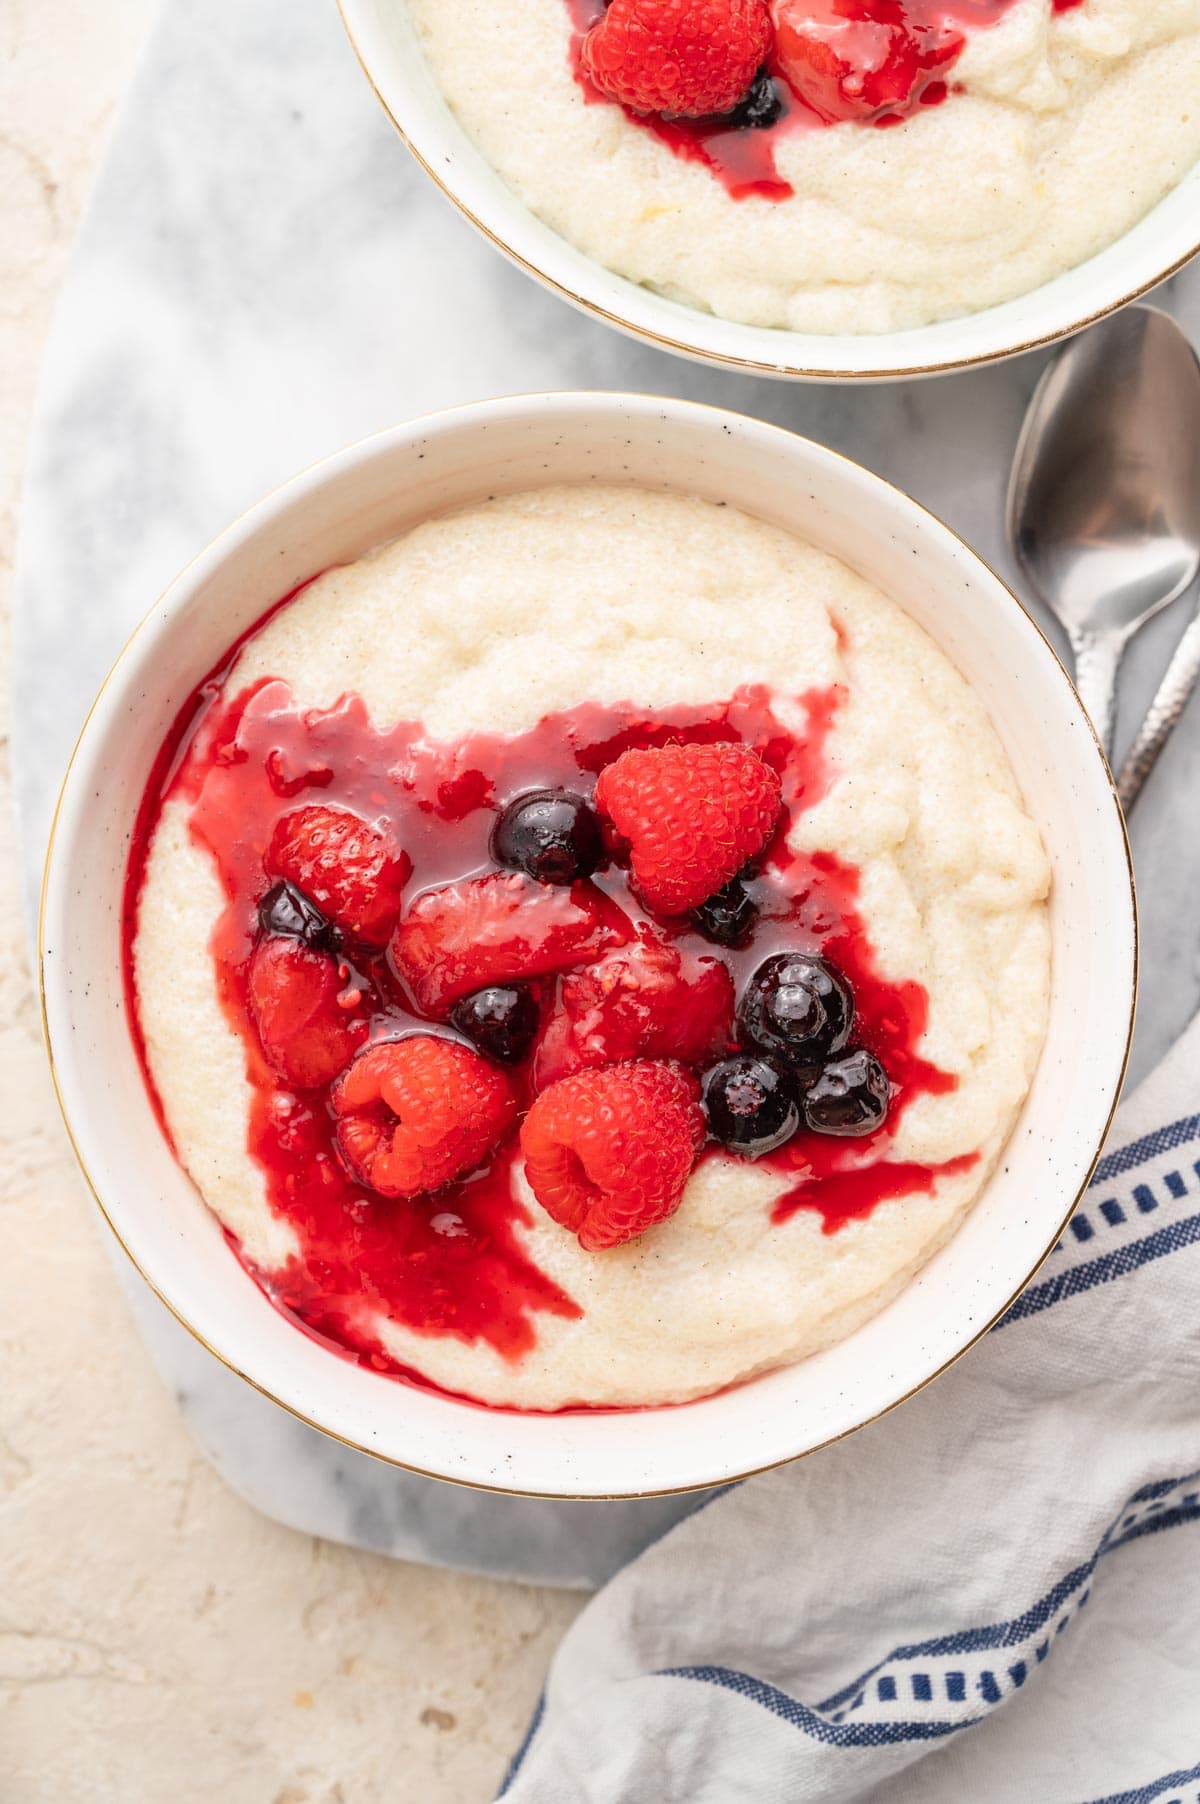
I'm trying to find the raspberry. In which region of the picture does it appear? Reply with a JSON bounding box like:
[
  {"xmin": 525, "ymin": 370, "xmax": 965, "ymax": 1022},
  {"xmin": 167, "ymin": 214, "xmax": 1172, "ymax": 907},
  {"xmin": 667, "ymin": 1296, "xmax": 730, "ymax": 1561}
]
[
  {"xmin": 266, "ymin": 804, "xmax": 410, "ymax": 947},
  {"xmin": 772, "ymin": 0, "xmax": 960, "ymax": 126},
  {"xmin": 332, "ymin": 1037, "xmax": 516, "ymax": 1199},
  {"xmin": 520, "ymin": 1061, "xmax": 705, "ymax": 1251},
  {"xmin": 532, "ymin": 930, "xmax": 734, "ymax": 1088},
  {"xmin": 247, "ymin": 937, "xmax": 367, "ymax": 1090},
  {"xmin": 583, "ymin": 0, "xmax": 772, "ymax": 118},
  {"xmin": 391, "ymin": 872, "xmax": 632, "ymax": 1017},
  {"xmin": 594, "ymin": 741, "xmax": 782, "ymax": 915}
]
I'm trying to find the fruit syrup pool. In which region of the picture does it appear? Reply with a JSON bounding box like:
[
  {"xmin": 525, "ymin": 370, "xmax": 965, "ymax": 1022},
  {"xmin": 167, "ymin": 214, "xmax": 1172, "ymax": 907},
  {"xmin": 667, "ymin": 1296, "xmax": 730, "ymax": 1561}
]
[
  {"xmin": 564, "ymin": 0, "xmax": 1086, "ymax": 201},
  {"xmin": 123, "ymin": 578, "xmax": 973, "ymax": 1410}
]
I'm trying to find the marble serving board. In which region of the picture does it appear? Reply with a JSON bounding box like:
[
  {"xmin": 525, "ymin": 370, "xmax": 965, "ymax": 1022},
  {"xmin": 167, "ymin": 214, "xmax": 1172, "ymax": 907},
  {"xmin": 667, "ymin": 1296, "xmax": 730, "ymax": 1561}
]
[{"xmin": 14, "ymin": 0, "xmax": 1200, "ymax": 1587}]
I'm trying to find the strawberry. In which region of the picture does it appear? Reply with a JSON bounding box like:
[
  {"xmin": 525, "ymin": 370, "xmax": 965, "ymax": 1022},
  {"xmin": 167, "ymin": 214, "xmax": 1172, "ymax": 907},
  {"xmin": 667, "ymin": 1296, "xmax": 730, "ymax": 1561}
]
[
  {"xmin": 247, "ymin": 937, "xmax": 366, "ymax": 1090},
  {"xmin": 593, "ymin": 741, "xmax": 782, "ymax": 915},
  {"xmin": 391, "ymin": 872, "xmax": 632, "ymax": 1017},
  {"xmin": 771, "ymin": 0, "xmax": 960, "ymax": 126},
  {"xmin": 532, "ymin": 930, "xmax": 734, "ymax": 1088},
  {"xmin": 266, "ymin": 804, "xmax": 410, "ymax": 947},
  {"xmin": 583, "ymin": 0, "xmax": 773, "ymax": 118},
  {"xmin": 520, "ymin": 1061, "xmax": 705, "ymax": 1251},
  {"xmin": 332, "ymin": 1036, "xmax": 516, "ymax": 1199}
]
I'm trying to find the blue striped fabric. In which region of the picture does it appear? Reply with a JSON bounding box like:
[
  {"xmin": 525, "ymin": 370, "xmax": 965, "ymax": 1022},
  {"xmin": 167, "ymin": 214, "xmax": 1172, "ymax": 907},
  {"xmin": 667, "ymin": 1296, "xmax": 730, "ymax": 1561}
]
[
  {"xmin": 1084, "ymin": 1762, "xmax": 1200, "ymax": 1804},
  {"xmin": 999, "ymin": 1112, "xmax": 1200, "ymax": 1328},
  {"xmin": 653, "ymin": 1475, "xmax": 1200, "ymax": 1747},
  {"xmin": 500, "ymin": 1093, "xmax": 1200, "ymax": 1799}
]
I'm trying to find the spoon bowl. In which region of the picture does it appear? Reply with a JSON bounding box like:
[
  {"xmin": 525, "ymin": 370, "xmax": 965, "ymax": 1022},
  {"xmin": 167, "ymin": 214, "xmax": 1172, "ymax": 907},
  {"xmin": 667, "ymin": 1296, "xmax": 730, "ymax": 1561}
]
[{"xmin": 1007, "ymin": 305, "xmax": 1200, "ymax": 756}]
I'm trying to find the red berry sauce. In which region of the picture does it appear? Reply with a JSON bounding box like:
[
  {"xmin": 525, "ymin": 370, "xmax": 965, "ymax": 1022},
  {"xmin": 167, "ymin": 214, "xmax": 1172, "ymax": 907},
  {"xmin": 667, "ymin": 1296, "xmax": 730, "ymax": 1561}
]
[
  {"xmin": 564, "ymin": 0, "xmax": 1085, "ymax": 202},
  {"xmin": 124, "ymin": 588, "xmax": 975, "ymax": 1404}
]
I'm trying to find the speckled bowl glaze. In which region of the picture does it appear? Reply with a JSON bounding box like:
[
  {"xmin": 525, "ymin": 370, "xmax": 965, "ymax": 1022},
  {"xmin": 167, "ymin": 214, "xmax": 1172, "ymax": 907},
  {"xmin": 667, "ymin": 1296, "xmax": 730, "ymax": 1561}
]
[
  {"xmin": 41, "ymin": 394, "xmax": 1135, "ymax": 1497},
  {"xmin": 337, "ymin": 0, "xmax": 1200, "ymax": 383}
]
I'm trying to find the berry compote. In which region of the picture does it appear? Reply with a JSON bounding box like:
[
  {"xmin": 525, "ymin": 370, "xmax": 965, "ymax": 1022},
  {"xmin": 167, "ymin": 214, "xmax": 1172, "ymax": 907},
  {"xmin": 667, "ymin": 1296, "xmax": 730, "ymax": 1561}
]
[
  {"xmin": 563, "ymin": 0, "xmax": 1086, "ymax": 202},
  {"xmin": 125, "ymin": 584, "xmax": 974, "ymax": 1408}
]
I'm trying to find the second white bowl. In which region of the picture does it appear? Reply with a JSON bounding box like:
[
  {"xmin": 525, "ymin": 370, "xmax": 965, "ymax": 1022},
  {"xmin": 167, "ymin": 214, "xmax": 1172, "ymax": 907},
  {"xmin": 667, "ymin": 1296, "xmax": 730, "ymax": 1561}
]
[{"xmin": 338, "ymin": 0, "xmax": 1200, "ymax": 382}]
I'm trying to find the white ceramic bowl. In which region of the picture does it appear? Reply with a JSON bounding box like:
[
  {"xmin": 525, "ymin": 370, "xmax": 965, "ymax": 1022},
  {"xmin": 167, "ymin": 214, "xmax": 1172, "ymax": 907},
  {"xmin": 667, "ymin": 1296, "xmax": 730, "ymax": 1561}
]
[
  {"xmin": 337, "ymin": 0, "xmax": 1200, "ymax": 382},
  {"xmin": 41, "ymin": 393, "xmax": 1135, "ymax": 1497}
]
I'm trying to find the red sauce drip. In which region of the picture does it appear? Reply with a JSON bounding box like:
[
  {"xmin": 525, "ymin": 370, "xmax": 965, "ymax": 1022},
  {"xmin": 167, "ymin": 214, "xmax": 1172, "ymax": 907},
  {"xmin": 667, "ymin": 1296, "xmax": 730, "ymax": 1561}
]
[
  {"xmin": 737, "ymin": 846, "xmax": 977, "ymax": 1228},
  {"xmin": 563, "ymin": 0, "xmax": 1085, "ymax": 201},
  {"xmin": 120, "ymin": 577, "xmax": 318, "ymax": 1152},
  {"xmin": 124, "ymin": 599, "xmax": 972, "ymax": 1405},
  {"xmin": 775, "ymin": 1152, "xmax": 979, "ymax": 1228}
]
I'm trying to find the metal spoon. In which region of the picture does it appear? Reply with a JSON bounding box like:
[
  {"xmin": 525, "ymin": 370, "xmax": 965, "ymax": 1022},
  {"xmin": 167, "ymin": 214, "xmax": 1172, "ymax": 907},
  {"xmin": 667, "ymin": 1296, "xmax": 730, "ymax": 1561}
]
[
  {"xmin": 1007, "ymin": 304, "xmax": 1200, "ymax": 763},
  {"xmin": 1116, "ymin": 606, "xmax": 1200, "ymax": 808}
]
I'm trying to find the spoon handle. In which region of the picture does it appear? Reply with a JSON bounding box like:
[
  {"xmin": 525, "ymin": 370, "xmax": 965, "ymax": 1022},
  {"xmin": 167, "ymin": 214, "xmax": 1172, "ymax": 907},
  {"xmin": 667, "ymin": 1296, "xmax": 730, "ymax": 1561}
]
[
  {"xmin": 1116, "ymin": 603, "xmax": 1200, "ymax": 810},
  {"xmin": 1071, "ymin": 629, "xmax": 1124, "ymax": 761}
]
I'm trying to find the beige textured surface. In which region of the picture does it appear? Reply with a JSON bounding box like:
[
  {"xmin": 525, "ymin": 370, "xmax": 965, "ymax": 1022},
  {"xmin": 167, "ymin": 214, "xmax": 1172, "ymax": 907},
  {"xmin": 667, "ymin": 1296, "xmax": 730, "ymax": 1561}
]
[{"xmin": 0, "ymin": 6, "xmax": 581, "ymax": 1799}]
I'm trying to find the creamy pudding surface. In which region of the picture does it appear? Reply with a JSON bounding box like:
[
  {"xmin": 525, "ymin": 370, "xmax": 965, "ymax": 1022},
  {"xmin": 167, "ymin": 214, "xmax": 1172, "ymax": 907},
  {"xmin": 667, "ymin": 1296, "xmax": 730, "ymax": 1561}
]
[
  {"xmin": 132, "ymin": 486, "xmax": 1051, "ymax": 1409},
  {"xmin": 405, "ymin": 0, "xmax": 1200, "ymax": 333}
]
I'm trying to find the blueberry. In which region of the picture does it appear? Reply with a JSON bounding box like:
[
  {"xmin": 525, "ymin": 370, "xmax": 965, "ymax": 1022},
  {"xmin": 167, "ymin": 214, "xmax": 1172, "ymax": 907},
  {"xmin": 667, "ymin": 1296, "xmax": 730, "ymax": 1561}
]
[
  {"xmin": 725, "ymin": 67, "xmax": 786, "ymax": 130},
  {"xmin": 804, "ymin": 1050, "xmax": 891, "ymax": 1139},
  {"xmin": 702, "ymin": 1055, "xmax": 799, "ymax": 1159},
  {"xmin": 738, "ymin": 953, "xmax": 853, "ymax": 1063},
  {"xmin": 258, "ymin": 880, "xmax": 336, "ymax": 951},
  {"xmin": 690, "ymin": 877, "xmax": 758, "ymax": 948},
  {"xmin": 450, "ymin": 985, "xmax": 540, "ymax": 1065},
  {"xmin": 492, "ymin": 789, "xmax": 602, "ymax": 885}
]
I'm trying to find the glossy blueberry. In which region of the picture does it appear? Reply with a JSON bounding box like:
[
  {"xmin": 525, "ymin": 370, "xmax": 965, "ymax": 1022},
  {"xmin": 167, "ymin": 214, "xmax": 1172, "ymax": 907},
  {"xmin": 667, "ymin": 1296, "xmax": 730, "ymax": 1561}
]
[
  {"xmin": 690, "ymin": 877, "xmax": 758, "ymax": 948},
  {"xmin": 725, "ymin": 67, "xmax": 785, "ymax": 130},
  {"xmin": 492, "ymin": 789, "xmax": 602, "ymax": 885},
  {"xmin": 738, "ymin": 953, "xmax": 854, "ymax": 1063},
  {"xmin": 257, "ymin": 880, "xmax": 336, "ymax": 951},
  {"xmin": 450, "ymin": 985, "xmax": 540, "ymax": 1065},
  {"xmin": 804, "ymin": 1049, "xmax": 891, "ymax": 1139},
  {"xmin": 702, "ymin": 1055, "xmax": 799, "ymax": 1159}
]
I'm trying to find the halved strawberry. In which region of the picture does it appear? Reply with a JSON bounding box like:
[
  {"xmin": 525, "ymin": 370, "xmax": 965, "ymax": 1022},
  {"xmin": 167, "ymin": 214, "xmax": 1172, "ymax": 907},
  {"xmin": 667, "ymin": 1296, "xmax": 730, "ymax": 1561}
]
[
  {"xmin": 390, "ymin": 872, "xmax": 633, "ymax": 1018},
  {"xmin": 247, "ymin": 937, "xmax": 367, "ymax": 1090},
  {"xmin": 532, "ymin": 929, "xmax": 735, "ymax": 1089},
  {"xmin": 771, "ymin": 0, "xmax": 960, "ymax": 125}
]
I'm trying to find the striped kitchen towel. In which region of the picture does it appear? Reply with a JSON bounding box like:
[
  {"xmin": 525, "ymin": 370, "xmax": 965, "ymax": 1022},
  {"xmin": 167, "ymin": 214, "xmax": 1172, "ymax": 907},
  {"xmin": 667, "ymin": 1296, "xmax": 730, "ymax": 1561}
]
[{"xmin": 500, "ymin": 1012, "xmax": 1200, "ymax": 1803}]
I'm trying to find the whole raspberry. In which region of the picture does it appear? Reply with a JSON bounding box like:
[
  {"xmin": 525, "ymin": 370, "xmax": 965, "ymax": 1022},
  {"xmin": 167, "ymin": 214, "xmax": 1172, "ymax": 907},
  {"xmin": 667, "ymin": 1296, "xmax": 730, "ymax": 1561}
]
[
  {"xmin": 247, "ymin": 937, "xmax": 367, "ymax": 1091},
  {"xmin": 594, "ymin": 741, "xmax": 782, "ymax": 915},
  {"xmin": 266, "ymin": 804, "xmax": 410, "ymax": 947},
  {"xmin": 391, "ymin": 871, "xmax": 631, "ymax": 1017},
  {"xmin": 332, "ymin": 1037, "xmax": 516, "ymax": 1199},
  {"xmin": 520, "ymin": 1061, "xmax": 705, "ymax": 1251},
  {"xmin": 583, "ymin": 0, "xmax": 772, "ymax": 118}
]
